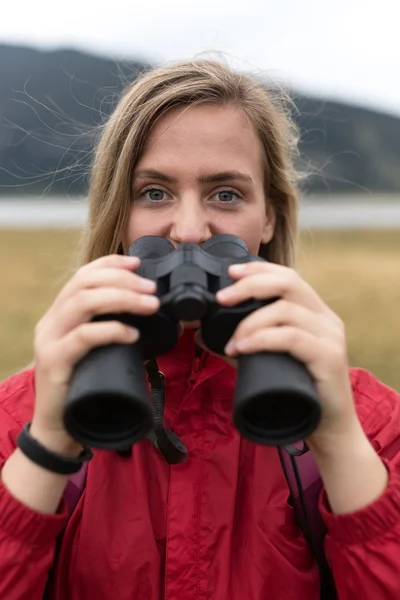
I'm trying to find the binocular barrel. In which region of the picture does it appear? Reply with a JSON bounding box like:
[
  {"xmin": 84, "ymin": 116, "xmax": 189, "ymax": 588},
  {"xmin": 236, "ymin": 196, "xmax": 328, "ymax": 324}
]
[
  {"xmin": 233, "ymin": 352, "xmax": 321, "ymax": 446},
  {"xmin": 63, "ymin": 344, "xmax": 152, "ymax": 449}
]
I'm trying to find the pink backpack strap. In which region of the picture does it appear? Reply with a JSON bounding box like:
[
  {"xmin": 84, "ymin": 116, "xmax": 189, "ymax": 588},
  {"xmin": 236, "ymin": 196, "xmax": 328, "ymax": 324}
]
[
  {"xmin": 278, "ymin": 444, "xmax": 336, "ymax": 600},
  {"xmin": 63, "ymin": 463, "xmax": 88, "ymax": 519},
  {"xmin": 42, "ymin": 465, "xmax": 88, "ymax": 599}
]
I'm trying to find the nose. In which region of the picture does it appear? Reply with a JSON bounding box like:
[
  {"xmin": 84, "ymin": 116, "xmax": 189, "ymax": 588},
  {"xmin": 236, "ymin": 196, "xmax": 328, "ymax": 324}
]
[{"xmin": 169, "ymin": 198, "xmax": 211, "ymax": 246}]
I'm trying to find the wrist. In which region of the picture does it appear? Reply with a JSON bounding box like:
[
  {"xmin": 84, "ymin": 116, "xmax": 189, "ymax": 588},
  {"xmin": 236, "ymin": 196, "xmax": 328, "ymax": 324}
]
[
  {"xmin": 307, "ymin": 424, "xmax": 389, "ymax": 515},
  {"xmin": 30, "ymin": 421, "xmax": 83, "ymax": 458},
  {"xmin": 306, "ymin": 415, "xmax": 366, "ymax": 462}
]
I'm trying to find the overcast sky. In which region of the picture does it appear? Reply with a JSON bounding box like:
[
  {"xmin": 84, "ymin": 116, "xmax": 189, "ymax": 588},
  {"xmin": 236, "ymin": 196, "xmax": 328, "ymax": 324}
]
[{"xmin": 1, "ymin": 0, "xmax": 400, "ymax": 116}]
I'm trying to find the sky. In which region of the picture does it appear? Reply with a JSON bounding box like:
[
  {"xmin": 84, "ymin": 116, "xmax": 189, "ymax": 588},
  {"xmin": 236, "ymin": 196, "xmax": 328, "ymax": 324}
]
[{"xmin": 1, "ymin": 0, "xmax": 400, "ymax": 116}]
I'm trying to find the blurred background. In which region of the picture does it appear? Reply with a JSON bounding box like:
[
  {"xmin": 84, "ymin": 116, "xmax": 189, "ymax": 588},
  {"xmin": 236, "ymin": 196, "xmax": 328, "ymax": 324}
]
[{"xmin": 0, "ymin": 0, "xmax": 399, "ymax": 389}]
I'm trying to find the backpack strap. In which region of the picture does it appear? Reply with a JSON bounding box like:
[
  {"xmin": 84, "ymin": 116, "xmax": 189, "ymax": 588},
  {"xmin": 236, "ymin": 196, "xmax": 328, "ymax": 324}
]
[
  {"xmin": 63, "ymin": 463, "xmax": 88, "ymax": 518},
  {"xmin": 278, "ymin": 444, "xmax": 337, "ymax": 600}
]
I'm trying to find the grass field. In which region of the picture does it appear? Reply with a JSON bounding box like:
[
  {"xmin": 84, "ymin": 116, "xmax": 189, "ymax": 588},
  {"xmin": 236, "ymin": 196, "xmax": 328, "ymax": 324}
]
[{"xmin": 0, "ymin": 229, "xmax": 399, "ymax": 391}]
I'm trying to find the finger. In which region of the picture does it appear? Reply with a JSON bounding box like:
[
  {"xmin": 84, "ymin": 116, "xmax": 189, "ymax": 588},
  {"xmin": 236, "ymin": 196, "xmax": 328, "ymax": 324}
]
[
  {"xmin": 231, "ymin": 300, "xmax": 342, "ymax": 341},
  {"xmin": 229, "ymin": 260, "xmax": 292, "ymax": 278},
  {"xmin": 58, "ymin": 321, "xmax": 140, "ymax": 372},
  {"xmin": 61, "ymin": 267, "xmax": 156, "ymax": 303},
  {"xmin": 53, "ymin": 255, "xmax": 141, "ymax": 307},
  {"xmin": 85, "ymin": 254, "xmax": 140, "ymax": 271},
  {"xmin": 43, "ymin": 288, "xmax": 160, "ymax": 338},
  {"xmin": 224, "ymin": 326, "xmax": 347, "ymax": 383},
  {"xmin": 224, "ymin": 326, "xmax": 330, "ymax": 371},
  {"xmin": 217, "ymin": 271, "xmax": 328, "ymax": 314}
]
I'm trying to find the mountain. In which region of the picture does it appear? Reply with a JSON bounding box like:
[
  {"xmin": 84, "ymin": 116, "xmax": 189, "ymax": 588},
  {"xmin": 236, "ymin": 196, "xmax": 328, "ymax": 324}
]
[{"xmin": 1, "ymin": 44, "xmax": 400, "ymax": 196}]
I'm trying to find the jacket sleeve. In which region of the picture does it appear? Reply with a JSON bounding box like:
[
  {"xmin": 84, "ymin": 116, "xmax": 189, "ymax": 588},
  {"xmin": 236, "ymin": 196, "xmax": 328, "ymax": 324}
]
[
  {"xmin": 320, "ymin": 369, "xmax": 400, "ymax": 600},
  {"xmin": 0, "ymin": 372, "xmax": 69, "ymax": 600}
]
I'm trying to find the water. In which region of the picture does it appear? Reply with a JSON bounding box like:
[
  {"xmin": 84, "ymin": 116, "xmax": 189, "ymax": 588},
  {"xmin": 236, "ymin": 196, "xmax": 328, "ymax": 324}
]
[{"xmin": 1, "ymin": 195, "xmax": 400, "ymax": 229}]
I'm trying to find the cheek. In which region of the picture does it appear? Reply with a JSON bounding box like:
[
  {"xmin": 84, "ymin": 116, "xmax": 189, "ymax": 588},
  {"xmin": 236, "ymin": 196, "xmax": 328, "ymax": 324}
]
[
  {"xmin": 122, "ymin": 207, "xmax": 167, "ymax": 250},
  {"xmin": 224, "ymin": 213, "xmax": 268, "ymax": 254}
]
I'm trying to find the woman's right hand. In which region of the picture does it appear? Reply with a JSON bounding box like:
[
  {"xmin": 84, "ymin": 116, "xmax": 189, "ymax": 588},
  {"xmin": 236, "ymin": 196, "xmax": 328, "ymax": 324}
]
[{"xmin": 30, "ymin": 254, "xmax": 160, "ymax": 455}]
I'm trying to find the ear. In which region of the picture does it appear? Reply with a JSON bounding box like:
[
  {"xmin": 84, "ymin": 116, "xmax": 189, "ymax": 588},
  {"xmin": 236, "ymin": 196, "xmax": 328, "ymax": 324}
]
[{"xmin": 261, "ymin": 202, "xmax": 276, "ymax": 244}]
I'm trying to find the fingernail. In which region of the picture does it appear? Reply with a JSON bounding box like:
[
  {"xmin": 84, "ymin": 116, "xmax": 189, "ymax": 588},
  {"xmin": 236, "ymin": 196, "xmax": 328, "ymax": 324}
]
[
  {"xmin": 217, "ymin": 287, "xmax": 233, "ymax": 300},
  {"xmin": 234, "ymin": 338, "xmax": 249, "ymax": 351},
  {"xmin": 139, "ymin": 278, "xmax": 157, "ymax": 292},
  {"xmin": 128, "ymin": 327, "xmax": 140, "ymax": 341},
  {"xmin": 141, "ymin": 295, "xmax": 159, "ymax": 308},
  {"xmin": 229, "ymin": 263, "xmax": 247, "ymax": 274},
  {"xmin": 224, "ymin": 339, "xmax": 237, "ymax": 355}
]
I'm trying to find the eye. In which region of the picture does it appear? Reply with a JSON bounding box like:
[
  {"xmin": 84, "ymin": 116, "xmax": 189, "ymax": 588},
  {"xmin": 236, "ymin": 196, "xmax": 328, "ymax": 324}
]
[
  {"xmin": 139, "ymin": 187, "xmax": 168, "ymax": 202},
  {"xmin": 212, "ymin": 189, "xmax": 241, "ymax": 204}
]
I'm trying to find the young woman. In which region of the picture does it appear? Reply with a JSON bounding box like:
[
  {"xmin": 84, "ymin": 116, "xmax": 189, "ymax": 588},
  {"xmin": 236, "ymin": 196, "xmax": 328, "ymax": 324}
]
[{"xmin": 0, "ymin": 60, "xmax": 399, "ymax": 600}]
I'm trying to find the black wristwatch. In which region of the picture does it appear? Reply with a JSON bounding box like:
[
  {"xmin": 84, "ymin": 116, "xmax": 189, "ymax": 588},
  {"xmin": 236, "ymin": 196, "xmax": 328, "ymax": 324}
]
[{"xmin": 17, "ymin": 423, "xmax": 93, "ymax": 475}]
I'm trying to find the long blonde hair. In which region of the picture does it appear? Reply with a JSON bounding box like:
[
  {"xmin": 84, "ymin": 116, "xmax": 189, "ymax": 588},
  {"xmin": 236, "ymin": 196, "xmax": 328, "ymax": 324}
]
[{"xmin": 80, "ymin": 59, "xmax": 301, "ymax": 266}]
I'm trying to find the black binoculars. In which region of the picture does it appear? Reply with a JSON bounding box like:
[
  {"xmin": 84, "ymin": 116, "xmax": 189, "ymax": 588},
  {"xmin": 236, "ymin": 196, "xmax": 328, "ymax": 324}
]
[{"xmin": 63, "ymin": 234, "xmax": 321, "ymax": 449}]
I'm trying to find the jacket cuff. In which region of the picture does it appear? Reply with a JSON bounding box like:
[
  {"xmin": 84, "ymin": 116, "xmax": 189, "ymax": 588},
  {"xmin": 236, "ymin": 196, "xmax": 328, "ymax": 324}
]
[
  {"xmin": 319, "ymin": 458, "xmax": 400, "ymax": 544},
  {"xmin": 0, "ymin": 477, "xmax": 69, "ymax": 546}
]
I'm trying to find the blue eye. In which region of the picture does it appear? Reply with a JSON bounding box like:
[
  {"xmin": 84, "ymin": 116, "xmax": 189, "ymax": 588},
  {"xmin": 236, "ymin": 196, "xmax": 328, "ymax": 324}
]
[
  {"xmin": 141, "ymin": 188, "xmax": 166, "ymax": 202},
  {"xmin": 215, "ymin": 190, "xmax": 241, "ymax": 204}
]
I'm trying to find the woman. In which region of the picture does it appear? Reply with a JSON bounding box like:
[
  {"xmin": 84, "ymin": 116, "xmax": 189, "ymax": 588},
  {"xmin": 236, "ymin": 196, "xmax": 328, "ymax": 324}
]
[{"xmin": 0, "ymin": 59, "xmax": 399, "ymax": 600}]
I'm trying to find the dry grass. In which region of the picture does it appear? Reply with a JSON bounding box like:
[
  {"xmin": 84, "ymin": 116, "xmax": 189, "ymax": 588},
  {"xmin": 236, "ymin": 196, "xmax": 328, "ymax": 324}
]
[
  {"xmin": 298, "ymin": 230, "xmax": 400, "ymax": 389},
  {"xmin": 0, "ymin": 229, "xmax": 80, "ymax": 379},
  {"xmin": 0, "ymin": 229, "xmax": 399, "ymax": 391}
]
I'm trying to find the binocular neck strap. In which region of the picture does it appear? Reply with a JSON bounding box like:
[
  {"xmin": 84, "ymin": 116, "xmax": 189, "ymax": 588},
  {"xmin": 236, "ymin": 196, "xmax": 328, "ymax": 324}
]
[{"xmin": 145, "ymin": 359, "xmax": 188, "ymax": 465}]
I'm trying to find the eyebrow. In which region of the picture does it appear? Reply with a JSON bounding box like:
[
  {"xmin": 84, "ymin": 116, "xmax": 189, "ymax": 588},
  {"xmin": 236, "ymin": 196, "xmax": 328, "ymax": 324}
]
[{"xmin": 134, "ymin": 169, "xmax": 254, "ymax": 184}]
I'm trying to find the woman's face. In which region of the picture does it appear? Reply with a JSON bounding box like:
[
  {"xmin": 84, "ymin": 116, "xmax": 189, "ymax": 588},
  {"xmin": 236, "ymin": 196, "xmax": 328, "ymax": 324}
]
[
  {"xmin": 123, "ymin": 103, "xmax": 275, "ymax": 329},
  {"xmin": 123, "ymin": 104, "xmax": 275, "ymax": 254}
]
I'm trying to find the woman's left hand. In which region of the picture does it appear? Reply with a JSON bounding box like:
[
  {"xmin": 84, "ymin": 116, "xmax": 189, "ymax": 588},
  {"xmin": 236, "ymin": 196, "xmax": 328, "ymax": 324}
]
[{"xmin": 202, "ymin": 261, "xmax": 362, "ymax": 457}]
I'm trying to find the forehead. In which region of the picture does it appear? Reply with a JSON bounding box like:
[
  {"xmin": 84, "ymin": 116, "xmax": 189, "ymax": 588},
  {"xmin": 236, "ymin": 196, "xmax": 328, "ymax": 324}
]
[{"xmin": 137, "ymin": 104, "xmax": 264, "ymax": 177}]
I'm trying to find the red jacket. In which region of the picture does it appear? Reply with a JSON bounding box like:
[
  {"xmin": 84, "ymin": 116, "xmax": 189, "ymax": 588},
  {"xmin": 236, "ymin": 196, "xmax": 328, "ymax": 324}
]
[{"xmin": 1, "ymin": 330, "xmax": 400, "ymax": 600}]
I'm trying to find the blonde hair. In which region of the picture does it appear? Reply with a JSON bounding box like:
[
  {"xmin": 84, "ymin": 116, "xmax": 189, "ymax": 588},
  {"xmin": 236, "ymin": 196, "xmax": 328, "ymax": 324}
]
[{"xmin": 80, "ymin": 59, "xmax": 301, "ymax": 266}]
